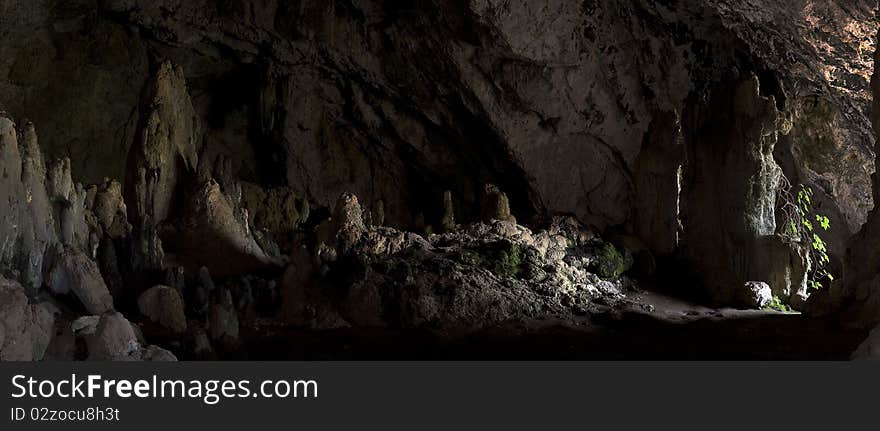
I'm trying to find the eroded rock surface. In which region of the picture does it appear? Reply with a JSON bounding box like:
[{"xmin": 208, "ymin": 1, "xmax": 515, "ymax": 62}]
[
  {"xmin": 0, "ymin": 0, "xmax": 877, "ymax": 361},
  {"xmin": 0, "ymin": 277, "xmax": 34, "ymax": 361},
  {"xmin": 85, "ymin": 312, "xmax": 177, "ymax": 361},
  {"xmin": 282, "ymin": 193, "xmax": 628, "ymax": 331},
  {"xmin": 45, "ymin": 246, "xmax": 114, "ymax": 315},
  {"xmin": 138, "ymin": 285, "xmax": 187, "ymax": 334}
]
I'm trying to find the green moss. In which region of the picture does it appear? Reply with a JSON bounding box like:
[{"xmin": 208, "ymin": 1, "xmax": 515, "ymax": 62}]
[
  {"xmin": 495, "ymin": 247, "xmax": 522, "ymax": 278},
  {"xmin": 591, "ymin": 243, "xmax": 631, "ymax": 279},
  {"xmin": 491, "ymin": 241, "xmax": 522, "ymax": 279},
  {"xmin": 456, "ymin": 249, "xmax": 483, "ymax": 266},
  {"xmin": 763, "ymin": 296, "xmax": 792, "ymax": 313}
]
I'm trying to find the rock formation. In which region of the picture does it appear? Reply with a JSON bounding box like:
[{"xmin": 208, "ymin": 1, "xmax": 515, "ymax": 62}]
[
  {"xmin": 681, "ymin": 75, "xmax": 809, "ymax": 304},
  {"xmin": 126, "ymin": 61, "xmax": 200, "ymax": 273},
  {"xmin": 821, "ymin": 22, "xmax": 880, "ymax": 329},
  {"xmin": 281, "ymin": 193, "xmax": 628, "ymax": 330},
  {"xmin": 0, "ymin": 0, "xmax": 877, "ymax": 361}
]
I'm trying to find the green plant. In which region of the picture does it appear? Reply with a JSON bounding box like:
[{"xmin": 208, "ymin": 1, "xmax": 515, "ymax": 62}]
[
  {"xmin": 779, "ymin": 178, "xmax": 833, "ymax": 291},
  {"xmin": 764, "ymin": 296, "xmax": 792, "ymax": 313}
]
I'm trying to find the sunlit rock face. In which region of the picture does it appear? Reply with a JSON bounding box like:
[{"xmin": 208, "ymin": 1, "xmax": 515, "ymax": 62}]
[{"xmin": 819, "ymin": 22, "xmax": 880, "ymax": 328}]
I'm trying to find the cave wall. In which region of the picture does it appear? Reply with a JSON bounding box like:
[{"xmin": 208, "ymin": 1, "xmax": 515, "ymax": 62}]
[
  {"xmin": 818, "ymin": 17, "xmax": 880, "ymax": 326},
  {"xmin": 0, "ymin": 0, "xmax": 876, "ymax": 303}
]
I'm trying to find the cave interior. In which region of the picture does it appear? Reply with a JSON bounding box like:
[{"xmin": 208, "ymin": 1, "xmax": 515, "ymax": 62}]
[{"xmin": 1, "ymin": 0, "xmax": 880, "ymax": 360}]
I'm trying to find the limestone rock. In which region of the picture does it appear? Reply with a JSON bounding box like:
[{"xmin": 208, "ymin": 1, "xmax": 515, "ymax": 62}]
[
  {"xmin": 441, "ymin": 190, "xmax": 456, "ymax": 232},
  {"xmin": 240, "ymin": 182, "xmax": 308, "ymax": 243},
  {"xmin": 84, "ymin": 312, "xmax": 176, "ymax": 361},
  {"xmin": 126, "ymin": 61, "xmax": 199, "ymax": 230},
  {"xmin": 0, "ymin": 1, "xmax": 874, "ymax": 277},
  {"xmin": 0, "ymin": 277, "xmax": 34, "ymax": 361},
  {"xmin": 138, "ymin": 285, "xmax": 187, "ymax": 333},
  {"xmin": 481, "ymin": 184, "xmax": 516, "ymax": 224},
  {"xmin": 0, "ymin": 115, "xmax": 58, "ymax": 293},
  {"xmin": 816, "ymin": 27, "xmax": 880, "ymax": 327},
  {"xmin": 29, "ymin": 301, "xmax": 57, "ymax": 361},
  {"xmin": 741, "ymin": 281, "xmax": 773, "ymax": 309},
  {"xmin": 45, "ymin": 246, "xmax": 115, "ymax": 315},
  {"xmin": 681, "ymin": 75, "xmax": 802, "ymax": 303},
  {"xmin": 209, "ymin": 290, "xmax": 240, "ymax": 342},
  {"xmin": 72, "ymin": 316, "xmax": 100, "ymax": 337},
  {"xmin": 140, "ymin": 345, "xmax": 178, "ymax": 362},
  {"xmin": 280, "ymin": 246, "xmax": 322, "ymax": 326},
  {"xmin": 167, "ymin": 179, "xmax": 282, "ymax": 276},
  {"xmin": 332, "ymin": 193, "xmax": 367, "ymax": 255},
  {"xmin": 125, "ymin": 61, "xmax": 200, "ymax": 273},
  {"xmin": 282, "ymin": 209, "xmax": 625, "ymax": 331},
  {"xmin": 91, "ymin": 179, "xmax": 131, "ymax": 239}
]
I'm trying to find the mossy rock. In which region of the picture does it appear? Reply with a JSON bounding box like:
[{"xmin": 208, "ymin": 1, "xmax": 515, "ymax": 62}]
[
  {"xmin": 492, "ymin": 242, "xmax": 523, "ymax": 279},
  {"xmin": 591, "ymin": 243, "xmax": 632, "ymax": 279},
  {"xmin": 456, "ymin": 249, "xmax": 483, "ymax": 267},
  {"xmin": 472, "ymin": 240, "xmax": 523, "ymax": 279}
]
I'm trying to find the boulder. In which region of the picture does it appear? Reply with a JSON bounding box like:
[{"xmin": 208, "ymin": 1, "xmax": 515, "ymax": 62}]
[
  {"xmin": 71, "ymin": 316, "xmax": 100, "ymax": 336},
  {"xmin": 209, "ymin": 290, "xmax": 240, "ymax": 342},
  {"xmin": 91, "ymin": 179, "xmax": 131, "ymax": 239},
  {"xmin": 45, "ymin": 246, "xmax": 114, "ymax": 314},
  {"xmin": 138, "ymin": 285, "xmax": 187, "ymax": 333},
  {"xmin": 740, "ymin": 281, "xmax": 773, "ymax": 309},
  {"xmin": 85, "ymin": 312, "xmax": 177, "ymax": 361},
  {"xmin": 0, "ymin": 278, "xmax": 34, "ymax": 361},
  {"xmin": 29, "ymin": 302, "xmax": 58, "ymax": 361}
]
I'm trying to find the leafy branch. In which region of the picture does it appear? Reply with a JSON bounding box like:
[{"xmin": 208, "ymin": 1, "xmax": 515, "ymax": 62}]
[{"xmin": 778, "ymin": 175, "xmax": 833, "ymax": 291}]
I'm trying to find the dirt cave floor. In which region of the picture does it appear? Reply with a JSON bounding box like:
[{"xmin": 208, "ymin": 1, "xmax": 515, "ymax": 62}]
[{"xmin": 233, "ymin": 288, "xmax": 867, "ymax": 361}]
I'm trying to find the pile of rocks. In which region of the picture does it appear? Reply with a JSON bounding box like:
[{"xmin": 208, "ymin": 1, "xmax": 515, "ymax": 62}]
[{"xmin": 281, "ymin": 192, "xmax": 635, "ymax": 332}]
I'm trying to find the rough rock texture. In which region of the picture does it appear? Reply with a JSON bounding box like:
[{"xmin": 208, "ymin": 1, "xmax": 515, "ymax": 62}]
[
  {"xmin": 240, "ymin": 182, "xmax": 309, "ymax": 245},
  {"xmin": 0, "ymin": 0, "xmax": 871, "ymax": 242},
  {"xmin": 0, "ymin": 277, "xmax": 34, "ymax": 360},
  {"xmin": 45, "ymin": 246, "xmax": 114, "ymax": 315},
  {"xmin": 209, "ymin": 290, "xmax": 240, "ymax": 343},
  {"xmin": 282, "ymin": 194, "xmax": 627, "ymax": 330},
  {"xmin": 138, "ymin": 285, "xmax": 187, "ymax": 333},
  {"xmin": 822, "ymin": 24, "xmax": 880, "ymax": 328},
  {"xmin": 0, "ymin": 277, "xmax": 59, "ymax": 361},
  {"xmin": 0, "ymin": 115, "xmax": 58, "ymax": 293},
  {"xmin": 92, "ymin": 179, "xmax": 132, "ymax": 240},
  {"xmin": 29, "ymin": 302, "xmax": 57, "ymax": 361},
  {"xmin": 481, "ymin": 184, "xmax": 516, "ymax": 224},
  {"xmin": 126, "ymin": 61, "xmax": 200, "ymax": 273},
  {"xmin": 0, "ymin": 0, "xmax": 877, "ymax": 360},
  {"xmin": 85, "ymin": 312, "xmax": 177, "ymax": 361},
  {"xmin": 167, "ymin": 179, "xmax": 283, "ymax": 276},
  {"xmin": 681, "ymin": 75, "xmax": 809, "ymax": 303},
  {"xmin": 741, "ymin": 281, "xmax": 773, "ymax": 309}
]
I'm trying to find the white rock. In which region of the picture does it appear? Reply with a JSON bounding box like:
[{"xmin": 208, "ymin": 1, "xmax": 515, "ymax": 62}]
[{"xmin": 742, "ymin": 281, "xmax": 772, "ymax": 308}]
